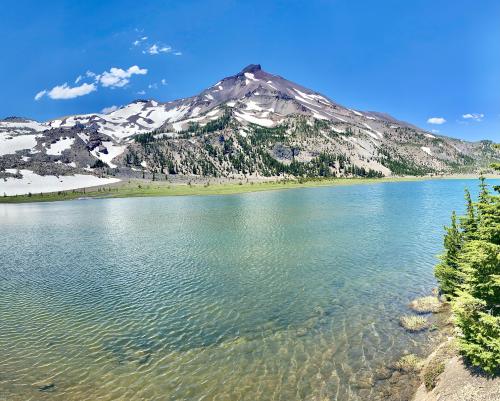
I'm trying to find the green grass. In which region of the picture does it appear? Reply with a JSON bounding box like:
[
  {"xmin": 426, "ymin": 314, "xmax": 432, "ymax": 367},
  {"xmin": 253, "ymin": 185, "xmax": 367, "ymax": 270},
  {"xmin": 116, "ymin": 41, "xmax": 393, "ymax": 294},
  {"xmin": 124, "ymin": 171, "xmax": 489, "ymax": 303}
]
[
  {"xmin": 0, "ymin": 176, "xmax": 443, "ymax": 204},
  {"xmin": 394, "ymin": 354, "xmax": 423, "ymax": 372},
  {"xmin": 421, "ymin": 339, "xmax": 456, "ymax": 391},
  {"xmin": 423, "ymin": 361, "xmax": 445, "ymax": 390}
]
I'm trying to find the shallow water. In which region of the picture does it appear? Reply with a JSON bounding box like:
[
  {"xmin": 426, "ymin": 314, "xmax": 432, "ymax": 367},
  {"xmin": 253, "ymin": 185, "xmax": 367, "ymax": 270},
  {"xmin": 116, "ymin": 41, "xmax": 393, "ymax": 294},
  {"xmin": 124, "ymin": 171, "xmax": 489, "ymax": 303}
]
[{"xmin": 0, "ymin": 179, "xmax": 494, "ymax": 401}]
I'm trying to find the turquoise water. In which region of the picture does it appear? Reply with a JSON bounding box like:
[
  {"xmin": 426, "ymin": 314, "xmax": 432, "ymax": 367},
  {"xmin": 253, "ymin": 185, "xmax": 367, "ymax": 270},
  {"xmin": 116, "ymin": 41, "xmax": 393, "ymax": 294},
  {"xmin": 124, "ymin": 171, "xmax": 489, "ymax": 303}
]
[{"xmin": 0, "ymin": 179, "xmax": 493, "ymax": 400}]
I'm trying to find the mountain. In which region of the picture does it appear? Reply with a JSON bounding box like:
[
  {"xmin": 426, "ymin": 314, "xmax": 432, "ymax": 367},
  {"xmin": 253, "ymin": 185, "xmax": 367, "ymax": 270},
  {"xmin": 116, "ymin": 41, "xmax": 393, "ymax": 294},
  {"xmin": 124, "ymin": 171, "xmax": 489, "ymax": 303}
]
[{"xmin": 1, "ymin": 64, "xmax": 498, "ymax": 189}]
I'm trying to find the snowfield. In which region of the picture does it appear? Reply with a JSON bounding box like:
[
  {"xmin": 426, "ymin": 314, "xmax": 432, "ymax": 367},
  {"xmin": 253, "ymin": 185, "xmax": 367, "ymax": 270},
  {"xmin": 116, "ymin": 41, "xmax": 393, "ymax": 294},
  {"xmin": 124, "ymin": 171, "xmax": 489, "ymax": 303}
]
[
  {"xmin": 0, "ymin": 169, "xmax": 120, "ymax": 196},
  {"xmin": 0, "ymin": 133, "xmax": 39, "ymax": 156},
  {"xmin": 90, "ymin": 142, "xmax": 127, "ymax": 168},
  {"xmin": 45, "ymin": 137, "xmax": 75, "ymax": 155},
  {"xmin": 234, "ymin": 111, "xmax": 275, "ymax": 127},
  {"xmin": 0, "ymin": 120, "xmax": 46, "ymax": 132},
  {"xmin": 349, "ymin": 109, "xmax": 364, "ymax": 116},
  {"xmin": 421, "ymin": 146, "xmax": 432, "ymax": 156}
]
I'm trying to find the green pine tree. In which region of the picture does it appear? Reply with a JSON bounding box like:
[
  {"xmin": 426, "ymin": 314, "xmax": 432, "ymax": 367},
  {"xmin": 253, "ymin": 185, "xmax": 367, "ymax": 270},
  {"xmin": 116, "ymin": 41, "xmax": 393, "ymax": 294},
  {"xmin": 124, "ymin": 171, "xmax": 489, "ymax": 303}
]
[
  {"xmin": 460, "ymin": 189, "xmax": 477, "ymax": 240},
  {"xmin": 435, "ymin": 211, "xmax": 463, "ymax": 296},
  {"xmin": 478, "ymin": 176, "xmax": 489, "ymax": 206}
]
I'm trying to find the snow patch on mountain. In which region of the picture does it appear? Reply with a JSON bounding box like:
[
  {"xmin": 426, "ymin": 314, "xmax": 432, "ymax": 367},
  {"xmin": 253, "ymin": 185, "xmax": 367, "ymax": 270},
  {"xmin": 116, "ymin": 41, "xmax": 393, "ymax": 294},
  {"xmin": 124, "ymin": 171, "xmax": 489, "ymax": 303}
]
[
  {"xmin": 45, "ymin": 137, "xmax": 75, "ymax": 155},
  {"xmin": 0, "ymin": 119, "xmax": 46, "ymax": 133},
  {"xmin": 421, "ymin": 146, "xmax": 432, "ymax": 156},
  {"xmin": 350, "ymin": 109, "xmax": 363, "ymax": 117},
  {"xmin": 0, "ymin": 133, "xmax": 39, "ymax": 155},
  {"xmin": 234, "ymin": 110, "xmax": 275, "ymax": 127},
  {"xmin": 244, "ymin": 72, "xmax": 259, "ymax": 82},
  {"xmin": 91, "ymin": 142, "xmax": 127, "ymax": 168},
  {"xmin": 0, "ymin": 169, "xmax": 120, "ymax": 195}
]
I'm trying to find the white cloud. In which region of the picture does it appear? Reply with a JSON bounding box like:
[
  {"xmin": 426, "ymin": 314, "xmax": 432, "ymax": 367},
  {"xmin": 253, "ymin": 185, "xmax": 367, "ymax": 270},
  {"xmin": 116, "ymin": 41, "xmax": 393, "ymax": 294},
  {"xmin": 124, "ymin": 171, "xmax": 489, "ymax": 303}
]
[
  {"xmin": 147, "ymin": 79, "xmax": 167, "ymax": 89},
  {"xmin": 137, "ymin": 90, "xmax": 146, "ymax": 95},
  {"xmin": 432, "ymin": 129, "xmax": 440, "ymax": 134},
  {"xmin": 462, "ymin": 113, "xmax": 484, "ymax": 121},
  {"xmin": 133, "ymin": 36, "xmax": 148, "ymax": 46},
  {"xmin": 47, "ymin": 82, "xmax": 97, "ymax": 99},
  {"xmin": 35, "ymin": 65, "xmax": 147, "ymax": 101},
  {"xmin": 99, "ymin": 65, "xmax": 147, "ymax": 88},
  {"xmin": 146, "ymin": 44, "xmax": 172, "ymax": 55},
  {"xmin": 101, "ymin": 105, "xmax": 119, "ymax": 114},
  {"xmin": 131, "ymin": 34, "xmax": 180, "ymax": 56},
  {"xmin": 34, "ymin": 90, "xmax": 47, "ymax": 101},
  {"xmin": 427, "ymin": 117, "xmax": 446, "ymax": 125},
  {"xmin": 146, "ymin": 45, "xmax": 159, "ymax": 54}
]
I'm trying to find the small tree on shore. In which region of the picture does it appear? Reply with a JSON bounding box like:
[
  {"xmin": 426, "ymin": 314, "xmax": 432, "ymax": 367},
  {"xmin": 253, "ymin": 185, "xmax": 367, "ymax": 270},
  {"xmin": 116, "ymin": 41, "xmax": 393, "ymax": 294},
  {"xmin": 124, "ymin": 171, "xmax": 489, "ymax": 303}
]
[
  {"xmin": 460, "ymin": 189, "xmax": 477, "ymax": 240},
  {"xmin": 435, "ymin": 211, "xmax": 463, "ymax": 296}
]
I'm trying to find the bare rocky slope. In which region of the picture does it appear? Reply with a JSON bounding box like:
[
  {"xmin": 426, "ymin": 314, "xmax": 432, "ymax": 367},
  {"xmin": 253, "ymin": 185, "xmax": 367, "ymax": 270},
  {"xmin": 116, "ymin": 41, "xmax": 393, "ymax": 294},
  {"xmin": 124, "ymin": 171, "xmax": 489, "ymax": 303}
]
[{"xmin": 1, "ymin": 64, "xmax": 499, "ymax": 183}]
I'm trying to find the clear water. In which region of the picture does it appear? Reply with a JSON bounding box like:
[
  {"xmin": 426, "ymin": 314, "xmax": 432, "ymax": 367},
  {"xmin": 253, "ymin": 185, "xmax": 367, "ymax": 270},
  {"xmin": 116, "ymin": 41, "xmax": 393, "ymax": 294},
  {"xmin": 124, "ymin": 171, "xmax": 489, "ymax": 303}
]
[{"xmin": 0, "ymin": 179, "xmax": 493, "ymax": 401}]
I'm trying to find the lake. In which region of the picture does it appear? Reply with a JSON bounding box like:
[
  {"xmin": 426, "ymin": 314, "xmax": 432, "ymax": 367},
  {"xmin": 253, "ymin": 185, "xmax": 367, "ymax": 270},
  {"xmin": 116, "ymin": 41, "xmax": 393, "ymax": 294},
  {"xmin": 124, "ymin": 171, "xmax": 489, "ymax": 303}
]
[{"xmin": 0, "ymin": 179, "xmax": 493, "ymax": 401}]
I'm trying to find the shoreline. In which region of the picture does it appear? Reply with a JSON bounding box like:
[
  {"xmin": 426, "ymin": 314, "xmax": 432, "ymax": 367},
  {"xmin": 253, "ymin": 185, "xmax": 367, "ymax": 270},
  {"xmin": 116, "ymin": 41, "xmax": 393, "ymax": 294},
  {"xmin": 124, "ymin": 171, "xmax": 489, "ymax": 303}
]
[
  {"xmin": 396, "ymin": 297, "xmax": 500, "ymax": 401},
  {"xmin": 1, "ymin": 174, "xmax": 498, "ymax": 204},
  {"xmin": 412, "ymin": 338, "xmax": 500, "ymax": 401},
  {"xmin": 377, "ymin": 297, "xmax": 455, "ymax": 401}
]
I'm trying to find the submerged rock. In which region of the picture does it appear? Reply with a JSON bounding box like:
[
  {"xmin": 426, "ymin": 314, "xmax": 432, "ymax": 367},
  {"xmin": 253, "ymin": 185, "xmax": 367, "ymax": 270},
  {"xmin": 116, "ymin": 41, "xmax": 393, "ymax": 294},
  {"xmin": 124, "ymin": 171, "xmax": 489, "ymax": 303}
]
[
  {"xmin": 352, "ymin": 379, "xmax": 374, "ymax": 389},
  {"xmin": 399, "ymin": 315, "xmax": 429, "ymax": 332},
  {"xmin": 35, "ymin": 381, "xmax": 55, "ymax": 392},
  {"xmin": 102, "ymin": 334, "xmax": 155, "ymax": 366},
  {"xmin": 409, "ymin": 296, "xmax": 442, "ymax": 314},
  {"xmin": 373, "ymin": 367, "xmax": 393, "ymax": 381}
]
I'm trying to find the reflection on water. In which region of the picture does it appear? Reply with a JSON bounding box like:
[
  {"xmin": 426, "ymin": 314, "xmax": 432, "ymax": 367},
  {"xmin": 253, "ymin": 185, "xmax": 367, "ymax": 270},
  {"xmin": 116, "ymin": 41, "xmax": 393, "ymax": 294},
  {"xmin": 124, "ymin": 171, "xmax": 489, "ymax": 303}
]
[{"xmin": 0, "ymin": 179, "xmax": 491, "ymax": 400}]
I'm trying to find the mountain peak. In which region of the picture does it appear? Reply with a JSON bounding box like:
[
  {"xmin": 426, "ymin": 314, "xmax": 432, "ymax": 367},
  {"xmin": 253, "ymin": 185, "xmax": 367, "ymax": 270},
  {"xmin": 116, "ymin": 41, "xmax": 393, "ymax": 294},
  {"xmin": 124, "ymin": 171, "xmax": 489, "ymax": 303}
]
[{"xmin": 241, "ymin": 64, "xmax": 262, "ymax": 73}]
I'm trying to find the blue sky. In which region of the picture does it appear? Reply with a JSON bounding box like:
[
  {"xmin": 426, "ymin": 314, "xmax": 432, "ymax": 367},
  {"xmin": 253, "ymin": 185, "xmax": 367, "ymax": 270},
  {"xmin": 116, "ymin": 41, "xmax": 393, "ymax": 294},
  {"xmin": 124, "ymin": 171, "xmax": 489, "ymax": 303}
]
[{"xmin": 1, "ymin": 0, "xmax": 499, "ymax": 141}]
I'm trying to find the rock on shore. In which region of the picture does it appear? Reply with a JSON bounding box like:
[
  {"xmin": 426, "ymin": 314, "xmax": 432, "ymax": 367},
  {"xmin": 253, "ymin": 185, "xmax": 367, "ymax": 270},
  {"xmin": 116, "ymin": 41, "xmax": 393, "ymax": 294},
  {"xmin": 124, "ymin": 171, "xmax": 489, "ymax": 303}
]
[{"xmin": 413, "ymin": 356, "xmax": 500, "ymax": 401}]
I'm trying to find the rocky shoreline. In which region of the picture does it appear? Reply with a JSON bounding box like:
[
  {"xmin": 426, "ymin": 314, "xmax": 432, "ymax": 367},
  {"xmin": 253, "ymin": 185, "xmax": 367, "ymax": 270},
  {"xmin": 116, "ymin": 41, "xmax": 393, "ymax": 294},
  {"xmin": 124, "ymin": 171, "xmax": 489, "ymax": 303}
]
[
  {"xmin": 385, "ymin": 294, "xmax": 500, "ymax": 401},
  {"xmin": 413, "ymin": 354, "xmax": 500, "ymax": 401}
]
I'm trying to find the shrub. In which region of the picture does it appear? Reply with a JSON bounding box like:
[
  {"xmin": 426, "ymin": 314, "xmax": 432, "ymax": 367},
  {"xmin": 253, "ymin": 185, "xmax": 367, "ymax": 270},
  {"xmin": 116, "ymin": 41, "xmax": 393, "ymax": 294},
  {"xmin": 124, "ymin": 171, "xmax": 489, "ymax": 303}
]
[
  {"xmin": 394, "ymin": 354, "xmax": 422, "ymax": 372},
  {"xmin": 452, "ymin": 291, "xmax": 500, "ymax": 373},
  {"xmin": 92, "ymin": 159, "xmax": 109, "ymax": 168},
  {"xmin": 423, "ymin": 361, "xmax": 445, "ymax": 390}
]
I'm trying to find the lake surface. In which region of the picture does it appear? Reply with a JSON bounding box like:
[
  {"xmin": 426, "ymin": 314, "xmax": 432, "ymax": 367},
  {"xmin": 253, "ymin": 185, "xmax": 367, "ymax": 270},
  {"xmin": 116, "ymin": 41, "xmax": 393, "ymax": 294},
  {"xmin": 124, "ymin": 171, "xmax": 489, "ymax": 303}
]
[{"xmin": 0, "ymin": 179, "xmax": 493, "ymax": 401}]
